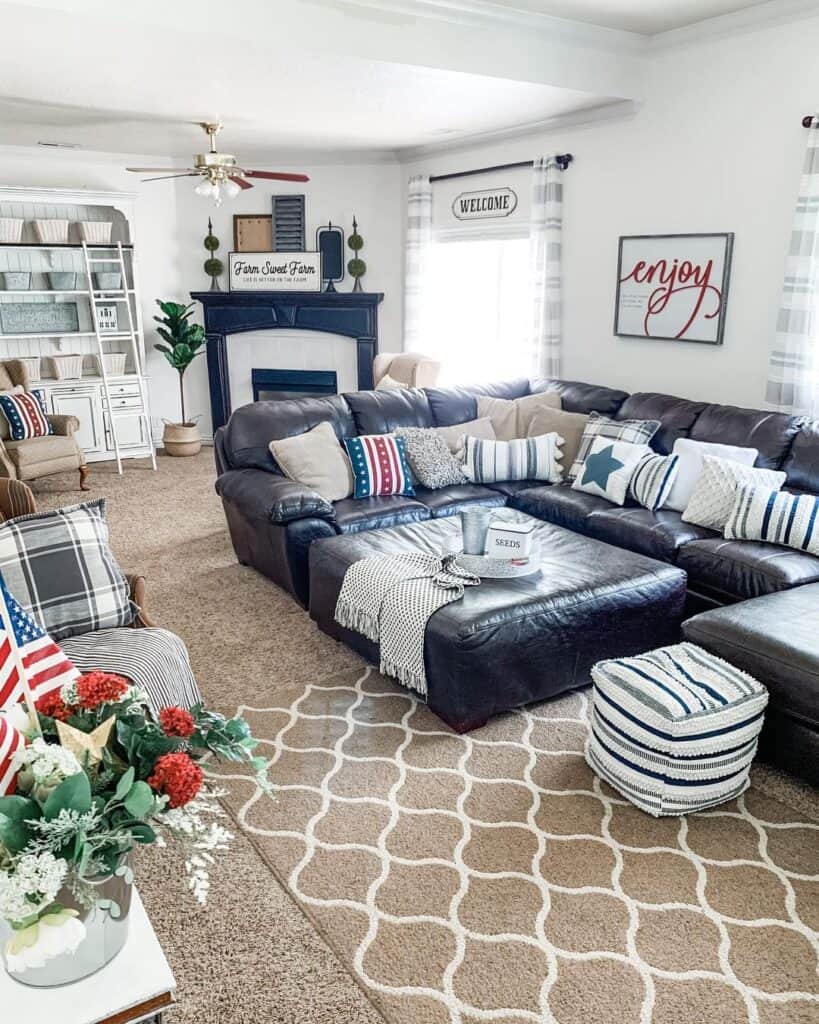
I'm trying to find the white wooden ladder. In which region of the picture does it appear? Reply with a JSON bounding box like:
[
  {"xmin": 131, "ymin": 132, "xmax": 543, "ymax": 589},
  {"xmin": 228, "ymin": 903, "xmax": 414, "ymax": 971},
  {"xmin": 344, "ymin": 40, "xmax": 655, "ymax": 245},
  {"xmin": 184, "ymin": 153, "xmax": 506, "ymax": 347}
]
[{"xmin": 81, "ymin": 242, "xmax": 156, "ymax": 474}]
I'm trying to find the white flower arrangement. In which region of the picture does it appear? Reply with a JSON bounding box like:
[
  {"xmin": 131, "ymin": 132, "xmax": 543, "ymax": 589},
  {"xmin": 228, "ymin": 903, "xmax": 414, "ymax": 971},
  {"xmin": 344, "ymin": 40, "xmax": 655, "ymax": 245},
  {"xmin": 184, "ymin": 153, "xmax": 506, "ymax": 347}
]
[
  {"xmin": 4, "ymin": 908, "xmax": 86, "ymax": 974},
  {"xmin": 155, "ymin": 789, "xmax": 233, "ymax": 905},
  {"xmin": 13, "ymin": 738, "xmax": 82, "ymax": 785},
  {"xmin": 0, "ymin": 851, "xmax": 67, "ymax": 925}
]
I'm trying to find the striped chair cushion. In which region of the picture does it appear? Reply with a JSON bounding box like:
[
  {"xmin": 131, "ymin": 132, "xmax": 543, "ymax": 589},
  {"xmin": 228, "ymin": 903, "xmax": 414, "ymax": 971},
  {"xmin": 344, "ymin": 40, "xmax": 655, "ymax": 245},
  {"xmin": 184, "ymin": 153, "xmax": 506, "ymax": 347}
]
[
  {"xmin": 568, "ymin": 411, "xmax": 660, "ymax": 481},
  {"xmin": 344, "ymin": 434, "xmax": 414, "ymax": 499},
  {"xmin": 629, "ymin": 453, "xmax": 680, "ymax": 511},
  {"xmin": 587, "ymin": 643, "xmax": 768, "ymax": 817},
  {"xmin": 0, "ymin": 391, "xmax": 52, "ymax": 441},
  {"xmin": 463, "ymin": 433, "xmax": 563, "ymax": 484},
  {"xmin": 725, "ymin": 484, "xmax": 819, "ymax": 555}
]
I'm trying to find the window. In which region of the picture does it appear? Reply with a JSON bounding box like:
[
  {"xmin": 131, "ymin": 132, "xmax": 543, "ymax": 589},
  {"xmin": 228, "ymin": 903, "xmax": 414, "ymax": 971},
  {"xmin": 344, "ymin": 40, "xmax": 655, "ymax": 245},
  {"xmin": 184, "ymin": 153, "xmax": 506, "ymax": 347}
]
[{"xmin": 421, "ymin": 235, "xmax": 531, "ymax": 384}]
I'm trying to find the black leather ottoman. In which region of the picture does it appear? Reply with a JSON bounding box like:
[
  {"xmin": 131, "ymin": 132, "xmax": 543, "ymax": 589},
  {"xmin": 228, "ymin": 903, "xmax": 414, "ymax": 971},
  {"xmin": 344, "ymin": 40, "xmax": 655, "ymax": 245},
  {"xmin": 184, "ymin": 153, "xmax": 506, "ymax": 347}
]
[
  {"xmin": 683, "ymin": 585, "xmax": 819, "ymax": 785},
  {"xmin": 309, "ymin": 514, "xmax": 687, "ymax": 732}
]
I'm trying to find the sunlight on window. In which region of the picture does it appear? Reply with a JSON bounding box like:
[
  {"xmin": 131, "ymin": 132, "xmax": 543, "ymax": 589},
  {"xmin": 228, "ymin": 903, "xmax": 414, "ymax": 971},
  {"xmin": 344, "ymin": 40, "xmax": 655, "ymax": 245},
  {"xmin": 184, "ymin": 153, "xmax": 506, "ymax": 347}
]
[{"xmin": 421, "ymin": 237, "xmax": 531, "ymax": 384}]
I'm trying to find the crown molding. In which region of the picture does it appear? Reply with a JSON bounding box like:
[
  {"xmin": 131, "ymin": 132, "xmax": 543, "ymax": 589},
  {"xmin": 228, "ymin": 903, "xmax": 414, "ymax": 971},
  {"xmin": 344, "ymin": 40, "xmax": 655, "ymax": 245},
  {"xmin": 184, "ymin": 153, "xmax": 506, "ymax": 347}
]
[
  {"xmin": 650, "ymin": 0, "xmax": 819, "ymax": 50},
  {"xmin": 398, "ymin": 98, "xmax": 639, "ymax": 163}
]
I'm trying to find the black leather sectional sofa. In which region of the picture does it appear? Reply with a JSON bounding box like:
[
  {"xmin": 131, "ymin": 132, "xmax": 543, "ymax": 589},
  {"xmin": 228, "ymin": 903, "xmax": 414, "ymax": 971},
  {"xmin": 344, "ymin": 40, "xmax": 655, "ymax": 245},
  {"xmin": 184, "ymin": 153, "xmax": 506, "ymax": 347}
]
[{"xmin": 213, "ymin": 377, "xmax": 819, "ymax": 779}]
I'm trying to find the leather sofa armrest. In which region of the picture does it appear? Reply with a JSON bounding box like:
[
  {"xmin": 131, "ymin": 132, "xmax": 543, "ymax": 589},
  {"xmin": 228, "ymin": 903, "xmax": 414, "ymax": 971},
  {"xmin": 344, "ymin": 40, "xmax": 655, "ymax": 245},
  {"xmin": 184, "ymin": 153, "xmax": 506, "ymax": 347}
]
[
  {"xmin": 215, "ymin": 468, "xmax": 335, "ymax": 525},
  {"xmin": 48, "ymin": 414, "xmax": 80, "ymax": 437}
]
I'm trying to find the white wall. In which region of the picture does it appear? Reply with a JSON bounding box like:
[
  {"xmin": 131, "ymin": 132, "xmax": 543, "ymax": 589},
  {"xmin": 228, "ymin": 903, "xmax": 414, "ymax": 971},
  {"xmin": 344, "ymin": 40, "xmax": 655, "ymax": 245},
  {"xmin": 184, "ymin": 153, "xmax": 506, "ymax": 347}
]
[
  {"xmin": 0, "ymin": 145, "xmax": 402, "ymax": 439},
  {"xmin": 403, "ymin": 14, "xmax": 819, "ymax": 410}
]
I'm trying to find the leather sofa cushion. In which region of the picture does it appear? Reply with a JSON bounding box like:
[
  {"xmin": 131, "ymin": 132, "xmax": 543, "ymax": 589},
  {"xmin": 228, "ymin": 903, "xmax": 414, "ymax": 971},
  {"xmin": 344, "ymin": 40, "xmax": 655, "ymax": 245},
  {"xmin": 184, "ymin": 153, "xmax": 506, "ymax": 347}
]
[
  {"xmin": 688, "ymin": 404, "xmax": 801, "ymax": 469},
  {"xmin": 683, "ymin": 583, "xmax": 819, "ymax": 728},
  {"xmin": 332, "ymin": 494, "xmax": 431, "ymax": 533},
  {"xmin": 677, "ymin": 536, "xmax": 819, "ymax": 601},
  {"xmin": 531, "ymin": 378, "xmax": 628, "ymax": 416},
  {"xmin": 782, "ymin": 419, "xmax": 819, "ymax": 493},
  {"xmin": 216, "ymin": 468, "xmax": 334, "ymax": 524},
  {"xmin": 413, "ymin": 484, "xmax": 507, "ymax": 518},
  {"xmin": 223, "ymin": 394, "xmax": 355, "ymax": 472},
  {"xmin": 509, "ymin": 483, "xmax": 610, "ymax": 533},
  {"xmin": 484, "ymin": 479, "xmax": 542, "ymax": 497},
  {"xmin": 426, "ymin": 380, "xmax": 530, "ymax": 427},
  {"xmin": 344, "ymin": 387, "xmax": 434, "ymax": 435},
  {"xmin": 616, "ymin": 392, "xmax": 707, "ymax": 455},
  {"xmin": 585, "ymin": 506, "xmax": 714, "ymax": 563}
]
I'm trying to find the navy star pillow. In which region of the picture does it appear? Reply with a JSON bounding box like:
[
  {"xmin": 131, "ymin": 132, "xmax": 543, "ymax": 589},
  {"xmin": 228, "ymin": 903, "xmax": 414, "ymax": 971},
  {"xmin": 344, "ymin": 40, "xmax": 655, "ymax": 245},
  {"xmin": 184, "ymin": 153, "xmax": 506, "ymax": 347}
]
[{"xmin": 571, "ymin": 437, "xmax": 651, "ymax": 506}]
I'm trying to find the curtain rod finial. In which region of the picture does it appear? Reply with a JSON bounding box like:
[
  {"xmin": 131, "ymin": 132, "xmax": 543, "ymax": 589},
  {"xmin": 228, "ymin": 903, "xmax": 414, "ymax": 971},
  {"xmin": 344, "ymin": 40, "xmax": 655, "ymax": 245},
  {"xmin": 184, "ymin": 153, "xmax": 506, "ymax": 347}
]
[
  {"xmin": 557, "ymin": 153, "xmax": 573, "ymax": 171},
  {"xmin": 803, "ymin": 115, "xmax": 816, "ymax": 128}
]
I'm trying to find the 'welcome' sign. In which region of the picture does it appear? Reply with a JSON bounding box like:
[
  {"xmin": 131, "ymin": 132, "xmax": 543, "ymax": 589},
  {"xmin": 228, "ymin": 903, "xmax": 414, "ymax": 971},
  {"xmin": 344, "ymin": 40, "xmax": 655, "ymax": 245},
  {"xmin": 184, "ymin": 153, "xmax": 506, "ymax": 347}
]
[
  {"xmin": 452, "ymin": 187, "xmax": 518, "ymax": 221},
  {"xmin": 228, "ymin": 252, "xmax": 321, "ymax": 292}
]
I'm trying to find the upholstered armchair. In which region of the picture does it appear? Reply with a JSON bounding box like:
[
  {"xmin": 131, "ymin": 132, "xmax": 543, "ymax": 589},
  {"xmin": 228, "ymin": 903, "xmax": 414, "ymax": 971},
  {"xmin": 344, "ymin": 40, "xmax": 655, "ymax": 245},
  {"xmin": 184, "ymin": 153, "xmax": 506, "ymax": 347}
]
[
  {"xmin": 0, "ymin": 359, "xmax": 88, "ymax": 491},
  {"xmin": 373, "ymin": 351, "xmax": 442, "ymax": 389}
]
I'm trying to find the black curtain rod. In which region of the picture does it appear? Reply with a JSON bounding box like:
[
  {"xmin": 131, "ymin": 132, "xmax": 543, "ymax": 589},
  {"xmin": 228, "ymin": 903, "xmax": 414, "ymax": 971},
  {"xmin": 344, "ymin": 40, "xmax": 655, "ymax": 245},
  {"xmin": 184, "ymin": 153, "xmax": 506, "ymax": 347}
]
[{"xmin": 429, "ymin": 153, "xmax": 573, "ymax": 183}]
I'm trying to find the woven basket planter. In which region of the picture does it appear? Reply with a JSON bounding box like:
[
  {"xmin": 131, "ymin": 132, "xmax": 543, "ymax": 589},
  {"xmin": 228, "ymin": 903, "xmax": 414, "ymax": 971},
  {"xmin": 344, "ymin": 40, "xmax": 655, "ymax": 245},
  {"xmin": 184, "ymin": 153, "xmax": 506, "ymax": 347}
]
[
  {"xmin": 0, "ymin": 218, "xmax": 24, "ymax": 243},
  {"xmin": 78, "ymin": 221, "xmax": 113, "ymax": 244},
  {"xmin": 33, "ymin": 219, "xmax": 70, "ymax": 244},
  {"xmin": 45, "ymin": 353, "xmax": 84, "ymax": 379}
]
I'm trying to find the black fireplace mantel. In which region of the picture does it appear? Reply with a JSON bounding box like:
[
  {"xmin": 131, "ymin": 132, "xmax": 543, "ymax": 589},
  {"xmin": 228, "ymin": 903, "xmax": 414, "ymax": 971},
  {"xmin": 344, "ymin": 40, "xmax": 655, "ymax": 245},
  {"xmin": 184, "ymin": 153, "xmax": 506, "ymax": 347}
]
[{"xmin": 191, "ymin": 290, "xmax": 384, "ymax": 432}]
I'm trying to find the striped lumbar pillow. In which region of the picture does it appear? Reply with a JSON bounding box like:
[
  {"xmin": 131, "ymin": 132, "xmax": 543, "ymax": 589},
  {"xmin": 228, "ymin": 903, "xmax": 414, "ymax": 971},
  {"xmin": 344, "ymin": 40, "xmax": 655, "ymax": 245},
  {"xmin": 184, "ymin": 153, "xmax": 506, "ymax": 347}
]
[
  {"xmin": 629, "ymin": 453, "xmax": 680, "ymax": 511},
  {"xmin": 587, "ymin": 642, "xmax": 768, "ymax": 817},
  {"xmin": 724, "ymin": 484, "xmax": 819, "ymax": 555},
  {"xmin": 343, "ymin": 434, "xmax": 414, "ymax": 499},
  {"xmin": 463, "ymin": 432, "xmax": 563, "ymax": 484},
  {"xmin": 0, "ymin": 391, "xmax": 52, "ymax": 440}
]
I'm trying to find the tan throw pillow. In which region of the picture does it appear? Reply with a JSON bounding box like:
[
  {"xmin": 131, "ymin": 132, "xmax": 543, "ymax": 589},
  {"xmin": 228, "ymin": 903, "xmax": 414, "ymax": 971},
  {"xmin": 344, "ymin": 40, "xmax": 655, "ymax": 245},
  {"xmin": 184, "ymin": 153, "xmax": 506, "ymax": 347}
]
[
  {"xmin": 477, "ymin": 391, "xmax": 561, "ymax": 440},
  {"xmin": 435, "ymin": 416, "xmax": 496, "ymax": 455},
  {"xmin": 375, "ymin": 373, "xmax": 404, "ymax": 391},
  {"xmin": 527, "ymin": 406, "xmax": 589, "ymax": 478},
  {"xmin": 268, "ymin": 421, "xmax": 353, "ymax": 502}
]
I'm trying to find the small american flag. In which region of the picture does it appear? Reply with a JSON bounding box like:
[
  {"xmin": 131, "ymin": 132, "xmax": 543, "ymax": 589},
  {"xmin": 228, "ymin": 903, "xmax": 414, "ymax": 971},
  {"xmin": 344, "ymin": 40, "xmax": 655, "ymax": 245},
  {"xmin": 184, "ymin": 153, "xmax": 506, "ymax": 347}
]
[
  {"xmin": 0, "ymin": 714, "xmax": 24, "ymax": 795},
  {"xmin": 0, "ymin": 574, "xmax": 79, "ymax": 708}
]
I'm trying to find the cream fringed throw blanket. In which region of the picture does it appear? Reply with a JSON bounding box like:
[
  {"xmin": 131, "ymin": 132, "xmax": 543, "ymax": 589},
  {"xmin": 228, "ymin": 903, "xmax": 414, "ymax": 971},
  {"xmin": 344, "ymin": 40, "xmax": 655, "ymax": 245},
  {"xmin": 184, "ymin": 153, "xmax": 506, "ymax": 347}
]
[{"xmin": 334, "ymin": 553, "xmax": 480, "ymax": 696}]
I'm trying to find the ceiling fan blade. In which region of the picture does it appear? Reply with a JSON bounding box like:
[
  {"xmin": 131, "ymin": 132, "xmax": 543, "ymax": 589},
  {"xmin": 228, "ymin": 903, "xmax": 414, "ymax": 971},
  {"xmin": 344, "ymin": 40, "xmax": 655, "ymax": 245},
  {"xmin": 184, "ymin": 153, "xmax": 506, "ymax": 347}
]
[
  {"xmin": 241, "ymin": 170, "xmax": 310, "ymax": 182},
  {"xmin": 140, "ymin": 172, "xmax": 201, "ymax": 182},
  {"xmin": 228, "ymin": 175, "xmax": 254, "ymax": 190},
  {"xmin": 126, "ymin": 167, "xmax": 196, "ymax": 173}
]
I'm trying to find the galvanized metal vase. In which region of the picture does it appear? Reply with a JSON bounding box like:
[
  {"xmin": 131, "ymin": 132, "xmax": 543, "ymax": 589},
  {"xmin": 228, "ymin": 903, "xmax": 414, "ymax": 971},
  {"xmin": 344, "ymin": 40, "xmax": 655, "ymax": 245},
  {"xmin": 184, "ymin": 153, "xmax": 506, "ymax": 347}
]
[{"xmin": 0, "ymin": 860, "xmax": 133, "ymax": 987}]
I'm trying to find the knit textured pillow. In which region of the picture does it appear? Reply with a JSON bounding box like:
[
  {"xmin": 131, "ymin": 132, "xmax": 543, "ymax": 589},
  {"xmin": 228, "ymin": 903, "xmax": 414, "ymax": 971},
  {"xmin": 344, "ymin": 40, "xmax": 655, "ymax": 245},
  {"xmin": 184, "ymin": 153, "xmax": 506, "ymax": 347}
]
[
  {"xmin": 393, "ymin": 427, "xmax": 466, "ymax": 489},
  {"xmin": 629, "ymin": 453, "xmax": 680, "ymax": 512},
  {"xmin": 463, "ymin": 433, "xmax": 563, "ymax": 484},
  {"xmin": 725, "ymin": 484, "xmax": 819, "ymax": 555},
  {"xmin": 0, "ymin": 391, "xmax": 52, "ymax": 440},
  {"xmin": 344, "ymin": 434, "xmax": 414, "ymax": 499},
  {"xmin": 568, "ymin": 411, "xmax": 660, "ymax": 480},
  {"xmin": 682, "ymin": 455, "xmax": 786, "ymax": 533}
]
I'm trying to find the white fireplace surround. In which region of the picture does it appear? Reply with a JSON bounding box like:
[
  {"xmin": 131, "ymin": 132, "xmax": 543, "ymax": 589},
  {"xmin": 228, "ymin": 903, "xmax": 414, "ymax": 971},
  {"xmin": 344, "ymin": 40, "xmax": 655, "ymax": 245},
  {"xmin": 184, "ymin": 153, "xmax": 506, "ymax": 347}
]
[{"xmin": 226, "ymin": 329, "xmax": 360, "ymax": 411}]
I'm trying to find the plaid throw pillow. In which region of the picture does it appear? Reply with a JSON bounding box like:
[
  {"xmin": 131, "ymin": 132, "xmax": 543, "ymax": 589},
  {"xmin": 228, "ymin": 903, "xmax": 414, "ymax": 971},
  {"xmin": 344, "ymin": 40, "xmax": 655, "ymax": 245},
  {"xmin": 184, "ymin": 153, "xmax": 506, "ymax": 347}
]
[
  {"xmin": 0, "ymin": 499, "xmax": 134, "ymax": 640},
  {"xmin": 0, "ymin": 391, "xmax": 52, "ymax": 440},
  {"xmin": 344, "ymin": 434, "xmax": 414, "ymax": 499},
  {"xmin": 568, "ymin": 411, "xmax": 661, "ymax": 480}
]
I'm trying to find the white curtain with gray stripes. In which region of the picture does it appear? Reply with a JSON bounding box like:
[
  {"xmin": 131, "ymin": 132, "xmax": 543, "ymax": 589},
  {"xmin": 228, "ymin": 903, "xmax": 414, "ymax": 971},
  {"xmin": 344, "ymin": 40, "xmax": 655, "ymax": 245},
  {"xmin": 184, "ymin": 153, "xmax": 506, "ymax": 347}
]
[
  {"xmin": 766, "ymin": 117, "xmax": 819, "ymax": 417},
  {"xmin": 530, "ymin": 156, "xmax": 564, "ymax": 379},
  {"xmin": 404, "ymin": 175, "xmax": 433, "ymax": 351}
]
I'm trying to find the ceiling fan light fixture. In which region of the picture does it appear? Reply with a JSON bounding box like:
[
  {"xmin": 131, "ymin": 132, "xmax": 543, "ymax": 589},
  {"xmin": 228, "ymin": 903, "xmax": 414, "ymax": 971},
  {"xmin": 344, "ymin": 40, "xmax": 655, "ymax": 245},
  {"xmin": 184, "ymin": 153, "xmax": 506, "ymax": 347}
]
[{"xmin": 222, "ymin": 178, "xmax": 242, "ymax": 200}]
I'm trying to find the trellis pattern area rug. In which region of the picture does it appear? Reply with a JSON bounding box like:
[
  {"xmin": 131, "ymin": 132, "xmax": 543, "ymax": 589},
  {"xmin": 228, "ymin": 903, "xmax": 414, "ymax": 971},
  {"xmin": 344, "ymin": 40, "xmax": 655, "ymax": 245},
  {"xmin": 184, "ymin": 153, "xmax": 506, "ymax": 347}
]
[{"xmin": 210, "ymin": 668, "xmax": 819, "ymax": 1024}]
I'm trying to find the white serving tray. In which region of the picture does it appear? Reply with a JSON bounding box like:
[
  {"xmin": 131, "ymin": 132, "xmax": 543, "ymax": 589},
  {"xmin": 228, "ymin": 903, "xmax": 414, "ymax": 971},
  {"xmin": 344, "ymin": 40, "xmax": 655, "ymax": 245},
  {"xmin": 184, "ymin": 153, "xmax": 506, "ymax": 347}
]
[{"xmin": 455, "ymin": 552, "xmax": 540, "ymax": 579}]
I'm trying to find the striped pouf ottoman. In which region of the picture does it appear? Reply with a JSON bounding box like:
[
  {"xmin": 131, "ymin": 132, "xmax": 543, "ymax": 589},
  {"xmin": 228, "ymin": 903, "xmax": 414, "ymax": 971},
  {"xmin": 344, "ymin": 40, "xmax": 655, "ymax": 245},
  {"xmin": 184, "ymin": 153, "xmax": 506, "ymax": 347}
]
[{"xmin": 586, "ymin": 642, "xmax": 768, "ymax": 816}]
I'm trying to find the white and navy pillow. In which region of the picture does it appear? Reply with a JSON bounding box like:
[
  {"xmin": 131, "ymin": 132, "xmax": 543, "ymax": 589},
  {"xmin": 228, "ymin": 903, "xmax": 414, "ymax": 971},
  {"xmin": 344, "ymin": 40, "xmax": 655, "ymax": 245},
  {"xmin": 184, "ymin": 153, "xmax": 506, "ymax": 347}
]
[
  {"xmin": 0, "ymin": 499, "xmax": 134, "ymax": 639},
  {"xmin": 572, "ymin": 437, "xmax": 651, "ymax": 506},
  {"xmin": 725, "ymin": 484, "xmax": 819, "ymax": 556},
  {"xmin": 343, "ymin": 434, "xmax": 414, "ymax": 499},
  {"xmin": 682, "ymin": 456, "xmax": 786, "ymax": 533},
  {"xmin": 568, "ymin": 411, "xmax": 660, "ymax": 480},
  {"xmin": 463, "ymin": 433, "xmax": 563, "ymax": 484},
  {"xmin": 0, "ymin": 390, "xmax": 52, "ymax": 440},
  {"xmin": 629, "ymin": 453, "xmax": 680, "ymax": 512}
]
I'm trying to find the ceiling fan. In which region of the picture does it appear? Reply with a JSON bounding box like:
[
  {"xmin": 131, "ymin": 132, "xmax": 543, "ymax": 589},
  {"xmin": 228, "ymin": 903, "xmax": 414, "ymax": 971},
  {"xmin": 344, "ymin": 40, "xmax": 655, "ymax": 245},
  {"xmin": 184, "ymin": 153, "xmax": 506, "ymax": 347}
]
[{"xmin": 126, "ymin": 122, "xmax": 309, "ymax": 205}]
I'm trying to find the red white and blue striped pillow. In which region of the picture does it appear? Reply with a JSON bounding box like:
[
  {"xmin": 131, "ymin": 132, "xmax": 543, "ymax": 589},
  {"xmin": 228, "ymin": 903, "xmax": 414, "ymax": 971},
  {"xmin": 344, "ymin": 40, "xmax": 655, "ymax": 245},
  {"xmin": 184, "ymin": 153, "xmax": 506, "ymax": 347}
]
[
  {"xmin": 0, "ymin": 391, "xmax": 52, "ymax": 440},
  {"xmin": 344, "ymin": 434, "xmax": 414, "ymax": 499}
]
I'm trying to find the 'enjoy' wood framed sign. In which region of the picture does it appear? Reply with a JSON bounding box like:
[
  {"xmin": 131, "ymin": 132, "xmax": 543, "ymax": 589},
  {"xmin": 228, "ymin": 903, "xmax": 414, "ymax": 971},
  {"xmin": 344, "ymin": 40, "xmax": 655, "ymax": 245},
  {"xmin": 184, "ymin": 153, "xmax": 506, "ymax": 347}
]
[
  {"xmin": 614, "ymin": 233, "xmax": 734, "ymax": 345},
  {"xmin": 228, "ymin": 252, "xmax": 321, "ymax": 291}
]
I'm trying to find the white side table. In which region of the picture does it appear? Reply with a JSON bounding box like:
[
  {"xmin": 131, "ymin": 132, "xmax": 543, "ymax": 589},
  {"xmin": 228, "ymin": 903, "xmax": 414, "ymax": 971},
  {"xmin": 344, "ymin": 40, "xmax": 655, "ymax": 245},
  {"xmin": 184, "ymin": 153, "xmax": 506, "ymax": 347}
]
[{"xmin": 0, "ymin": 889, "xmax": 176, "ymax": 1023}]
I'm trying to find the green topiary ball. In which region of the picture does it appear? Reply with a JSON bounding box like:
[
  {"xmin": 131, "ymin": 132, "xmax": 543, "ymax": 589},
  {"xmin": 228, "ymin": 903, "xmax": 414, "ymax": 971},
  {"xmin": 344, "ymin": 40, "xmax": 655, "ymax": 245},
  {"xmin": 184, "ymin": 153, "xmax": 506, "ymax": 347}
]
[
  {"xmin": 204, "ymin": 257, "xmax": 224, "ymax": 276},
  {"xmin": 347, "ymin": 232, "xmax": 364, "ymax": 252},
  {"xmin": 204, "ymin": 234, "xmax": 219, "ymax": 251},
  {"xmin": 348, "ymin": 257, "xmax": 366, "ymax": 278}
]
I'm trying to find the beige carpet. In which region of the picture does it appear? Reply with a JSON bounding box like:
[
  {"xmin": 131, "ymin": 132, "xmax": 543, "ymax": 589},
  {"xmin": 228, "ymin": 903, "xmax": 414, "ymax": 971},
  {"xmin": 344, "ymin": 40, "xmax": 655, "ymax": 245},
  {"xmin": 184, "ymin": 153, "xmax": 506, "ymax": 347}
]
[{"xmin": 33, "ymin": 451, "xmax": 819, "ymax": 1024}]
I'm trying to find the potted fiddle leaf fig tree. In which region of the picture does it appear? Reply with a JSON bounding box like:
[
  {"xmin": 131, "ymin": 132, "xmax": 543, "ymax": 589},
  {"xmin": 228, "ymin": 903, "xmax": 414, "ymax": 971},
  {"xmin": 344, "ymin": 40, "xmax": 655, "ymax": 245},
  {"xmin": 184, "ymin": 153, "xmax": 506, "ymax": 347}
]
[{"xmin": 154, "ymin": 300, "xmax": 207, "ymax": 456}]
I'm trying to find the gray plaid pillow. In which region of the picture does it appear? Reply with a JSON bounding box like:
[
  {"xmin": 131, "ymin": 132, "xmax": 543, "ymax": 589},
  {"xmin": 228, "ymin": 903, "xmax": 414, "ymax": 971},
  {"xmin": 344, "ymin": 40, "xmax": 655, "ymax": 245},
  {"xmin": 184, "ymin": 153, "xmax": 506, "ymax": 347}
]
[
  {"xmin": 568, "ymin": 411, "xmax": 661, "ymax": 480},
  {"xmin": 0, "ymin": 498, "xmax": 134, "ymax": 639}
]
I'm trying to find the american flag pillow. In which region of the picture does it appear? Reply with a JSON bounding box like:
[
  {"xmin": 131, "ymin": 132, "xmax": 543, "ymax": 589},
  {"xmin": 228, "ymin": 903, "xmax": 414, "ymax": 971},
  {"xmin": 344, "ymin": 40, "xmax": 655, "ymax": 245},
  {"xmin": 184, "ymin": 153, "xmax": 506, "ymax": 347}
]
[
  {"xmin": 344, "ymin": 434, "xmax": 414, "ymax": 499},
  {"xmin": 0, "ymin": 714, "xmax": 25, "ymax": 796},
  {"xmin": 0, "ymin": 391, "xmax": 52, "ymax": 441}
]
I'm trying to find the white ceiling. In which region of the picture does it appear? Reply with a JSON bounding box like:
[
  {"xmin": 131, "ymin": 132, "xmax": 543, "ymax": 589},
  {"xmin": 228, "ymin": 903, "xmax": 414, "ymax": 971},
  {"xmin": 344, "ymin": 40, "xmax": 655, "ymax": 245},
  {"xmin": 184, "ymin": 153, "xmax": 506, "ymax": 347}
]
[{"xmin": 462, "ymin": 1, "xmax": 771, "ymax": 35}]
